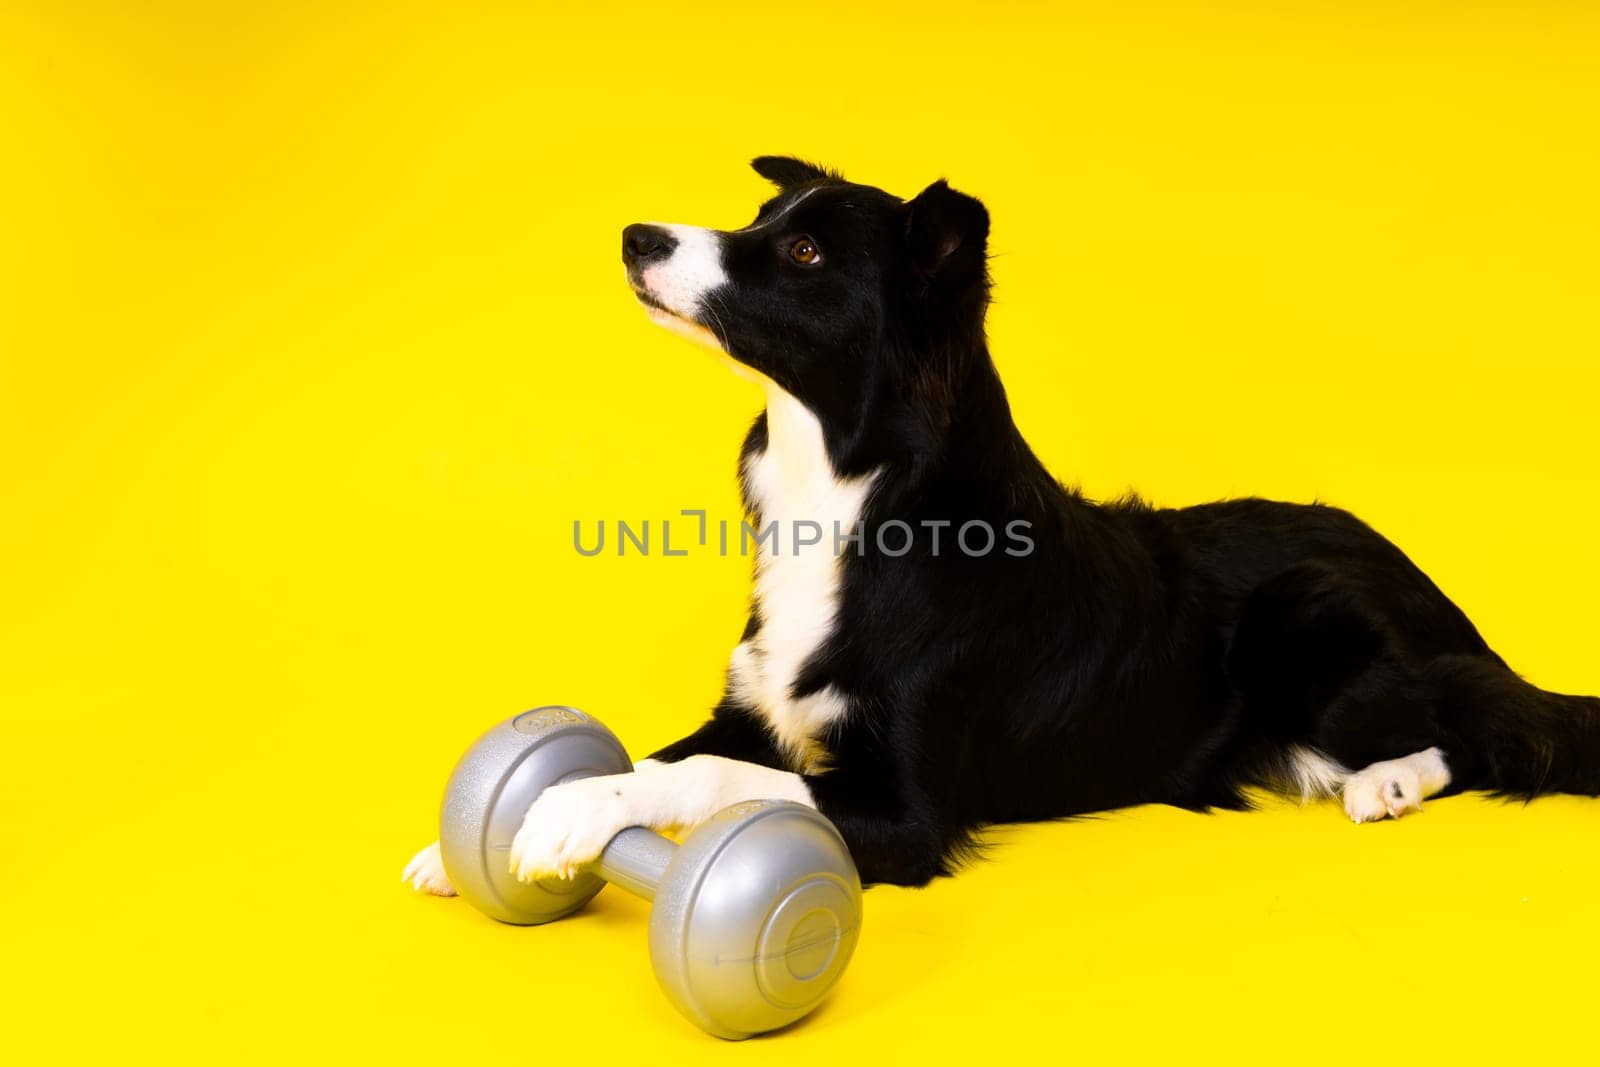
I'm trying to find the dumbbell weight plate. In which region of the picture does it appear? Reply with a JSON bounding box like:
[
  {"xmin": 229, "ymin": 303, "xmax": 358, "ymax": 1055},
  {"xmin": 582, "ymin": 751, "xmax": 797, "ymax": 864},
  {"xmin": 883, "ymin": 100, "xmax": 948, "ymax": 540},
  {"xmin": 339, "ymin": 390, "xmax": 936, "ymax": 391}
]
[
  {"xmin": 649, "ymin": 800, "xmax": 864, "ymax": 1039},
  {"xmin": 438, "ymin": 707, "xmax": 634, "ymax": 925}
]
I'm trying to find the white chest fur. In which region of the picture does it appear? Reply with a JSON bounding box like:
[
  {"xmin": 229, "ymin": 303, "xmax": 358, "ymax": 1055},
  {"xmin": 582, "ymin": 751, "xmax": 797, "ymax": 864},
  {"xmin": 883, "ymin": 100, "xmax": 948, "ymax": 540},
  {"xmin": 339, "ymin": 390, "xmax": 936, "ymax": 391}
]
[{"xmin": 728, "ymin": 387, "xmax": 876, "ymax": 771}]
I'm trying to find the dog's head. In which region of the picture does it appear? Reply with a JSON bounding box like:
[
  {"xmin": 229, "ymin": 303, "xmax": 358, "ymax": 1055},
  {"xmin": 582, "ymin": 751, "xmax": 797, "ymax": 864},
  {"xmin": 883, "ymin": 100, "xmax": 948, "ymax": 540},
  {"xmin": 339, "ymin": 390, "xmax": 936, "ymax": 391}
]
[{"xmin": 623, "ymin": 157, "xmax": 991, "ymax": 466}]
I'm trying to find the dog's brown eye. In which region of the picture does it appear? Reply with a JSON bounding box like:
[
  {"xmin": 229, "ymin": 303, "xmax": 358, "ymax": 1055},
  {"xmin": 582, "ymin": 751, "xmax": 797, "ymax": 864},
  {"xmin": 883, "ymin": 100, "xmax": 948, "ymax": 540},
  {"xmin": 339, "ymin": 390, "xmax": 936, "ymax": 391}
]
[{"xmin": 789, "ymin": 237, "xmax": 821, "ymax": 266}]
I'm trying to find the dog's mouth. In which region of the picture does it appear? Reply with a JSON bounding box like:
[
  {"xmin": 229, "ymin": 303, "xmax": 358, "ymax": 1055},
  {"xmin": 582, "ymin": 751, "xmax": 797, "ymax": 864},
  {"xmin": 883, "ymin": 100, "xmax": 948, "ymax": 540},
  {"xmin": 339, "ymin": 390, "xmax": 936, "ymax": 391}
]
[
  {"xmin": 630, "ymin": 283, "xmax": 725, "ymax": 347},
  {"xmin": 629, "ymin": 279, "xmax": 764, "ymax": 382},
  {"xmin": 629, "ymin": 284, "xmax": 682, "ymax": 320}
]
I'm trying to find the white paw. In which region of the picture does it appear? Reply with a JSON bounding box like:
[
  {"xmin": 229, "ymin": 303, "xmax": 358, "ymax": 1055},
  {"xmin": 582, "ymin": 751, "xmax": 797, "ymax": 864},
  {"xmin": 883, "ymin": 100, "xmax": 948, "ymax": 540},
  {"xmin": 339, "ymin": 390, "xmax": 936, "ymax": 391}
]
[
  {"xmin": 509, "ymin": 777, "xmax": 630, "ymax": 883},
  {"xmin": 402, "ymin": 840, "xmax": 457, "ymax": 896},
  {"xmin": 1343, "ymin": 760, "xmax": 1424, "ymax": 823}
]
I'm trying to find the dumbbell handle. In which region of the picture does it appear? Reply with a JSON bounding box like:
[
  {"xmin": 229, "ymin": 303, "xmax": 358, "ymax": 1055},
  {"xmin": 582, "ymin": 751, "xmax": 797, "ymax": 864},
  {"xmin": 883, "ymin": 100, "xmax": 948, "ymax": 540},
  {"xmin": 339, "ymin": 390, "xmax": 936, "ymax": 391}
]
[{"xmin": 594, "ymin": 825, "xmax": 678, "ymax": 902}]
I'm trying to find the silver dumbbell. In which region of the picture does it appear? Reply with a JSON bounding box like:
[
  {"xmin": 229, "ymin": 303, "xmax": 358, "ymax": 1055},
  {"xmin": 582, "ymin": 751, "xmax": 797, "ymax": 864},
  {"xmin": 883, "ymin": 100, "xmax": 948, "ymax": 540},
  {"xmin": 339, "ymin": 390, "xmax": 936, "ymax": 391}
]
[{"xmin": 436, "ymin": 707, "xmax": 863, "ymax": 1039}]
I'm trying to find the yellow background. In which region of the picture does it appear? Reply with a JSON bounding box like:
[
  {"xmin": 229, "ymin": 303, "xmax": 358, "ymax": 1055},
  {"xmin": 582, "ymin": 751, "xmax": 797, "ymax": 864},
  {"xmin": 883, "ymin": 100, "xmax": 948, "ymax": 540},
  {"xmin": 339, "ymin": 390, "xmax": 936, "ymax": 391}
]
[{"xmin": 4, "ymin": 2, "xmax": 1597, "ymax": 1061}]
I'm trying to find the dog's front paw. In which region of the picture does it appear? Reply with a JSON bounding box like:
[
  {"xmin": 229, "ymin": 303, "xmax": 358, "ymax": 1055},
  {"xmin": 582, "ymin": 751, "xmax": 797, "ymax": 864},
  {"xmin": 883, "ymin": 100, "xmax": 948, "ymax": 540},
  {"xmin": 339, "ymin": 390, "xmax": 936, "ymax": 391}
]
[
  {"xmin": 509, "ymin": 777, "xmax": 630, "ymax": 883},
  {"xmin": 402, "ymin": 840, "xmax": 457, "ymax": 896}
]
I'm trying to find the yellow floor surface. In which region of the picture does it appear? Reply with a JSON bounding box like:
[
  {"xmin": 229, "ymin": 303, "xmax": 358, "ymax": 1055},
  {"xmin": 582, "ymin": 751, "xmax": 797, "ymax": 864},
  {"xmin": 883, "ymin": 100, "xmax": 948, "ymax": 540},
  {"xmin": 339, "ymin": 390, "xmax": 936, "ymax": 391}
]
[{"xmin": 5, "ymin": 3, "xmax": 1598, "ymax": 1063}]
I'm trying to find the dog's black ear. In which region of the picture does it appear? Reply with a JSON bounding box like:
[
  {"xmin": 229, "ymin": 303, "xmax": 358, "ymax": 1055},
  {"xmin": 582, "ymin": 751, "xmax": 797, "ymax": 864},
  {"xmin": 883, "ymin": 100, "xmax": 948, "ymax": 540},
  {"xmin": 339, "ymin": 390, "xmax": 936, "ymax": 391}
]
[
  {"xmin": 751, "ymin": 156, "xmax": 840, "ymax": 189},
  {"xmin": 905, "ymin": 179, "xmax": 990, "ymax": 280}
]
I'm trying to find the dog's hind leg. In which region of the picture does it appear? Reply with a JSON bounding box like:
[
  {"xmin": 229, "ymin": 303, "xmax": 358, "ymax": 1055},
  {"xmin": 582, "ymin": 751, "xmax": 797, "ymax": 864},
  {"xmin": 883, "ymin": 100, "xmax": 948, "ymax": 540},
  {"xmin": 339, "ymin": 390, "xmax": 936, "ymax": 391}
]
[
  {"xmin": 1270, "ymin": 738, "xmax": 1455, "ymax": 823},
  {"xmin": 1297, "ymin": 653, "xmax": 1600, "ymax": 817},
  {"xmin": 1302, "ymin": 661, "xmax": 1466, "ymax": 823},
  {"xmin": 1228, "ymin": 564, "xmax": 1462, "ymax": 822},
  {"xmin": 1339, "ymin": 746, "xmax": 1452, "ymax": 822}
]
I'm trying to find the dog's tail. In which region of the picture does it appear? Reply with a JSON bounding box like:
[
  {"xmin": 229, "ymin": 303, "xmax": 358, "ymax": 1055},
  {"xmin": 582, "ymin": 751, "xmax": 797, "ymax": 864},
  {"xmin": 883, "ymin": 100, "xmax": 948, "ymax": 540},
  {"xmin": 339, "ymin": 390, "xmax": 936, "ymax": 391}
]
[{"xmin": 1433, "ymin": 654, "xmax": 1600, "ymax": 797}]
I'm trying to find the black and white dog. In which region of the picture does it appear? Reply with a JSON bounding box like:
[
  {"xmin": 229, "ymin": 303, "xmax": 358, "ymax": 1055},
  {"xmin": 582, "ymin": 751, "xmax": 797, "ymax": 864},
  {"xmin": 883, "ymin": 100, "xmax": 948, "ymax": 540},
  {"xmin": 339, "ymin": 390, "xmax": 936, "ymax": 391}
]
[{"xmin": 405, "ymin": 156, "xmax": 1599, "ymax": 893}]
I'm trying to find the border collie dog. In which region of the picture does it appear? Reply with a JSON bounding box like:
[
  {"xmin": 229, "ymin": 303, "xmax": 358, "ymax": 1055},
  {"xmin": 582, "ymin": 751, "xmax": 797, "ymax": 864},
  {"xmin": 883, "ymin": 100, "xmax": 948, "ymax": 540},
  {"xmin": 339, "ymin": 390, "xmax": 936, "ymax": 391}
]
[{"xmin": 405, "ymin": 156, "xmax": 1599, "ymax": 893}]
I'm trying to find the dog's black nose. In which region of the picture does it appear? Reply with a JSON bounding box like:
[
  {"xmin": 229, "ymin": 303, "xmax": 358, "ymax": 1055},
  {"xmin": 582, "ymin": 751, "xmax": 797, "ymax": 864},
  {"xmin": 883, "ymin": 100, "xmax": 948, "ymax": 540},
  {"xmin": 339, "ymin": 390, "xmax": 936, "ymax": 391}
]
[{"xmin": 622, "ymin": 223, "xmax": 677, "ymax": 267}]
